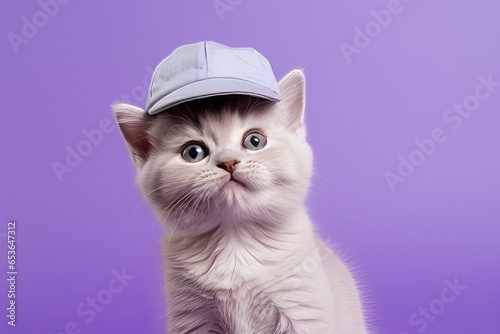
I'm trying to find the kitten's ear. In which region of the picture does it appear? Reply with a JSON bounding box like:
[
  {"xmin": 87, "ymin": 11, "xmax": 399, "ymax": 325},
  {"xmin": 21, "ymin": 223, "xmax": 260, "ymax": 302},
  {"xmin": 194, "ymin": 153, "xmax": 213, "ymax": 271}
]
[
  {"xmin": 112, "ymin": 103, "xmax": 152, "ymax": 167},
  {"xmin": 278, "ymin": 69, "xmax": 306, "ymax": 137}
]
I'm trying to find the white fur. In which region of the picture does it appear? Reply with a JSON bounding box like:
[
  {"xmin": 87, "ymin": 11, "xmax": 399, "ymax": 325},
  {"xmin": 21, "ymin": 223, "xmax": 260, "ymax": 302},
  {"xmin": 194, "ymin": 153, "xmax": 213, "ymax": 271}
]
[{"xmin": 113, "ymin": 70, "xmax": 369, "ymax": 333}]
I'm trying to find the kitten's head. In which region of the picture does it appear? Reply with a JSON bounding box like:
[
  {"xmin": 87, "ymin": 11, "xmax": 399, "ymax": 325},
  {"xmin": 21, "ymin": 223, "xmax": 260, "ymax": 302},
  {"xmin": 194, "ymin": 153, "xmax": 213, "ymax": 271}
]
[{"xmin": 113, "ymin": 70, "xmax": 312, "ymax": 235}]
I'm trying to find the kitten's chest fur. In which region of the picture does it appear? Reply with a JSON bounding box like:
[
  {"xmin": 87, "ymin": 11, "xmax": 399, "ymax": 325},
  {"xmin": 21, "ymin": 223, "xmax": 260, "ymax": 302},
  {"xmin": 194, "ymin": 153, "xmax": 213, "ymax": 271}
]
[
  {"xmin": 168, "ymin": 222, "xmax": 309, "ymax": 290},
  {"xmin": 163, "ymin": 216, "xmax": 339, "ymax": 333}
]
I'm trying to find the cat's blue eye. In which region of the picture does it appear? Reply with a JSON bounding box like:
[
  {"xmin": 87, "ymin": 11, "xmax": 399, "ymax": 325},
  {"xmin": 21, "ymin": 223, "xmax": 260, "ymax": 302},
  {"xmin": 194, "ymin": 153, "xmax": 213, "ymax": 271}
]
[
  {"xmin": 243, "ymin": 132, "xmax": 267, "ymax": 150},
  {"xmin": 182, "ymin": 144, "xmax": 208, "ymax": 163}
]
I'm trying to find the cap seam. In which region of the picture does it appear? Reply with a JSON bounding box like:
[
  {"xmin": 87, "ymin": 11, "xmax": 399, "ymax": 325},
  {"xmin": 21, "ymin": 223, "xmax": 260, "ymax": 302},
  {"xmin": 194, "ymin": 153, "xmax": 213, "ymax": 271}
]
[{"xmin": 204, "ymin": 41, "xmax": 208, "ymax": 78}]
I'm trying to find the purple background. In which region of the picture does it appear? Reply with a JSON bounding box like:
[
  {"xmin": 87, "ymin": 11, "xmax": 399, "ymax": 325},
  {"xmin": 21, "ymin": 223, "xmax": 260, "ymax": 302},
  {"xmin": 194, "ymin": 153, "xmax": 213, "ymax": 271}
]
[{"xmin": 1, "ymin": 0, "xmax": 499, "ymax": 333}]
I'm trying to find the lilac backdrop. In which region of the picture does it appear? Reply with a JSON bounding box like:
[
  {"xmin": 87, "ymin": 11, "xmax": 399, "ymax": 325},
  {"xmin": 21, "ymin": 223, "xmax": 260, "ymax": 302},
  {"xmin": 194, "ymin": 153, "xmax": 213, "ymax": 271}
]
[{"xmin": 1, "ymin": 0, "xmax": 499, "ymax": 333}]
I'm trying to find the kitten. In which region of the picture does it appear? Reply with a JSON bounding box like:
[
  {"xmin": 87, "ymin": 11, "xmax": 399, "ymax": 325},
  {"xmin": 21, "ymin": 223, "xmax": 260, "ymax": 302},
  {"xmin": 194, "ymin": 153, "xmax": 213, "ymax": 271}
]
[{"xmin": 113, "ymin": 70, "xmax": 369, "ymax": 333}]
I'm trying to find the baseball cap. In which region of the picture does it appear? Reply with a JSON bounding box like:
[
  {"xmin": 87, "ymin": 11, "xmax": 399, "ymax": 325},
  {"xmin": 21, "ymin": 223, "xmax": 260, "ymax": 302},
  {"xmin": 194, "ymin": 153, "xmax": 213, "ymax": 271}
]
[{"xmin": 145, "ymin": 41, "xmax": 282, "ymax": 115}]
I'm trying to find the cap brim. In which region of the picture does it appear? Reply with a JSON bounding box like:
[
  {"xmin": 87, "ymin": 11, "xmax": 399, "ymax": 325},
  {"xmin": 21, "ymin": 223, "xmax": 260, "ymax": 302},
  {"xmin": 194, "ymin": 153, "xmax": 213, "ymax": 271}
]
[{"xmin": 146, "ymin": 77, "xmax": 282, "ymax": 115}]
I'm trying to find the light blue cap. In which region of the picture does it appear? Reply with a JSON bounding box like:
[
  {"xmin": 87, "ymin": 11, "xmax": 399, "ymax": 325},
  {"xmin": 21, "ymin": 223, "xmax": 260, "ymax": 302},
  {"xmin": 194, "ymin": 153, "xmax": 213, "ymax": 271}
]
[{"xmin": 146, "ymin": 41, "xmax": 282, "ymax": 115}]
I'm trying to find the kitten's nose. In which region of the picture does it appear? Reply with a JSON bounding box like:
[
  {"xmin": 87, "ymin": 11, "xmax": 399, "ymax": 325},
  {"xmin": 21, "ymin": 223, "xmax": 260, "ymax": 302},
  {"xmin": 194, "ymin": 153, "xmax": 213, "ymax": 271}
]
[{"xmin": 217, "ymin": 160, "xmax": 240, "ymax": 174}]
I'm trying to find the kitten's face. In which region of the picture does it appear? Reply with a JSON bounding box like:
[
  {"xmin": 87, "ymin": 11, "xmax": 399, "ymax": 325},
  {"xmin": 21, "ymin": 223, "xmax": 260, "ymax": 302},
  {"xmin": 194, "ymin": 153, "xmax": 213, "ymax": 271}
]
[{"xmin": 114, "ymin": 70, "xmax": 311, "ymax": 235}]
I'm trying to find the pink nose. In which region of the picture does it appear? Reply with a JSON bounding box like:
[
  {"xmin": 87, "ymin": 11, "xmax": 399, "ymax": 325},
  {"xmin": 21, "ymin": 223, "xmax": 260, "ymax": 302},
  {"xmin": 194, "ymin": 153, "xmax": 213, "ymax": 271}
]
[{"xmin": 217, "ymin": 160, "xmax": 240, "ymax": 174}]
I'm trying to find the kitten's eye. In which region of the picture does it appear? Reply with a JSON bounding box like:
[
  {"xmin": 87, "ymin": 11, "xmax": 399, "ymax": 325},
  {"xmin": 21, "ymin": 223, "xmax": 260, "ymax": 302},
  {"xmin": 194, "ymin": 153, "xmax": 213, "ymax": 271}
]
[
  {"xmin": 181, "ymin": 144, "xmax": 208, "ymax": 163},
  {"xmin": 243, "ymin": 132, "xmax": 267, "ymax": 150}
]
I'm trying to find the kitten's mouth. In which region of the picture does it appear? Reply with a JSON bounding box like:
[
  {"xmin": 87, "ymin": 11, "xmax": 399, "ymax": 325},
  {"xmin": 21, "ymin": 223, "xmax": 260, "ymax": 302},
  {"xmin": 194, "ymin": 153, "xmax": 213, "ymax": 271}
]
[{"xmin": 226, "ymin": 176, "xmax": 246, "ymax": 188}]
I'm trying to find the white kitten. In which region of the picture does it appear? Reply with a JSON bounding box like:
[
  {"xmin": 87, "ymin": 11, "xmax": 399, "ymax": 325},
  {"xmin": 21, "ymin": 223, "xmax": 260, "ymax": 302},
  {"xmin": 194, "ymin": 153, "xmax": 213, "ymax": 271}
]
[{"xmin": 113, "ymin": 70, "xmax": 369, "ymax": 333}]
